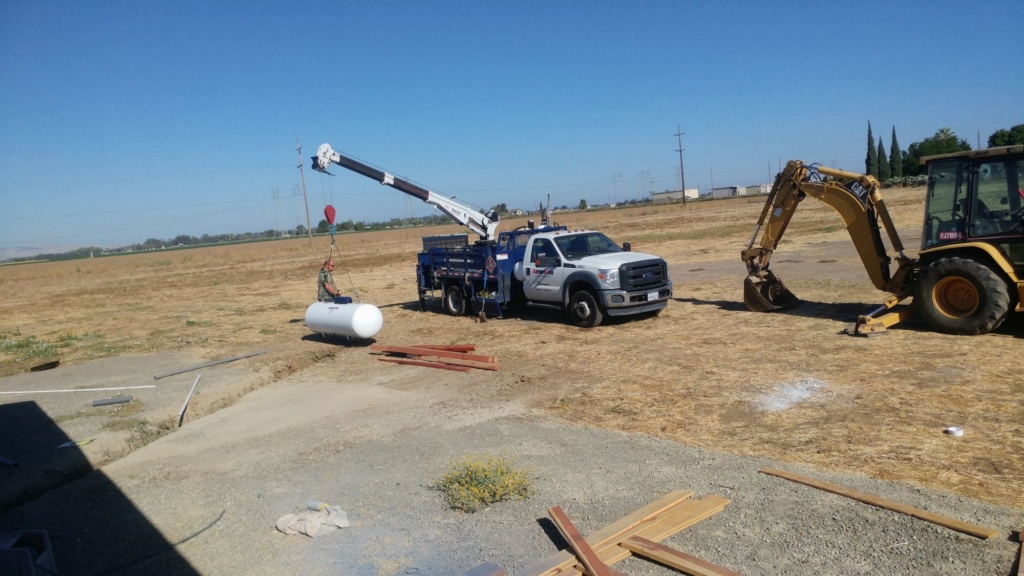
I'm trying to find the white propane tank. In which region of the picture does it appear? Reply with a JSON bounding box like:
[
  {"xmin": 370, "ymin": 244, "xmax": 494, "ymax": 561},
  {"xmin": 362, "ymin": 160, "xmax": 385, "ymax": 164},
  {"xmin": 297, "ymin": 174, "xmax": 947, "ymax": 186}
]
[{"xmin": 305, "ymin": 302, "xmax": 383, "ymax": 339}]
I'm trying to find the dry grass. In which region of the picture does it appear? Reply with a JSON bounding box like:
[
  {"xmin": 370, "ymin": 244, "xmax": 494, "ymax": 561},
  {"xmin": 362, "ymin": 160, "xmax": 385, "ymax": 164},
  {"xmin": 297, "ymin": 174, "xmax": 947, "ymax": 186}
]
[{"xmin": 3, "ymin": 187, "xmax": 1023, "ymax": 509}]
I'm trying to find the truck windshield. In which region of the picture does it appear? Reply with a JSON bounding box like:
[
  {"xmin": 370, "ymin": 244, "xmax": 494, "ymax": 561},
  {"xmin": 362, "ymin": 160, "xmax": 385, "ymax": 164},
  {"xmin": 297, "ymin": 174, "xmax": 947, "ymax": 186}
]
[{"xmin": 554, "ymin": 233, "xmax": 622, "ymax": 261}]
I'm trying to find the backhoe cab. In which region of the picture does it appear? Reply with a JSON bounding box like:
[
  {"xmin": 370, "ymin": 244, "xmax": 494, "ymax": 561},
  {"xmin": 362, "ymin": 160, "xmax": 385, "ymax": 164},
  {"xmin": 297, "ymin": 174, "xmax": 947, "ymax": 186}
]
[{"xmin": 742, "ymin": 146, "xmax": 1024, "ymax": 335}]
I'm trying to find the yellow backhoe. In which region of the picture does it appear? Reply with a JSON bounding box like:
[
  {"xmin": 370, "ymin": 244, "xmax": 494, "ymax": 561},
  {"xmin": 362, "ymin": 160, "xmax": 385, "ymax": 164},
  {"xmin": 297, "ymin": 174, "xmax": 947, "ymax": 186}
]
[{"xmin": 742, "ymin": 145, "xmax": 1024, "ymax": 335}]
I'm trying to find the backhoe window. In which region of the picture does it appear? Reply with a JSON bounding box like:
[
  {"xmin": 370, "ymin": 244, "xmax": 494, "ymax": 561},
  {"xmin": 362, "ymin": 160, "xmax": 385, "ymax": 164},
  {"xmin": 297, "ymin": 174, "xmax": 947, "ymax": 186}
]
[
  {"xmin": 923, "ymin": 159, "xmax": 968, "ymax": 248},
  {"xmin": 971, "ymin": 160, "xmax": 1021, "ymax": 237}
]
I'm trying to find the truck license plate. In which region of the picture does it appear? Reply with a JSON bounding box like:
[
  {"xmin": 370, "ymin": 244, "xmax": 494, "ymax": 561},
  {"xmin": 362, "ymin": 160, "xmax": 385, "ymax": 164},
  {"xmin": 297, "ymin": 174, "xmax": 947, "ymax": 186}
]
[{"xmin": 647, "ymin": 291, "xmax": 659, "ymax": 302}]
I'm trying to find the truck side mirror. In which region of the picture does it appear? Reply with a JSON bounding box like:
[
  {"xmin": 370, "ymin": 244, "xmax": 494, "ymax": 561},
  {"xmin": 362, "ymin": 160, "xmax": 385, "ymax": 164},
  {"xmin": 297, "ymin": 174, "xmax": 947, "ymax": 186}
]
[{"xmin": 622, "ymin": 242, "xmax": 631, "ymax": 252}]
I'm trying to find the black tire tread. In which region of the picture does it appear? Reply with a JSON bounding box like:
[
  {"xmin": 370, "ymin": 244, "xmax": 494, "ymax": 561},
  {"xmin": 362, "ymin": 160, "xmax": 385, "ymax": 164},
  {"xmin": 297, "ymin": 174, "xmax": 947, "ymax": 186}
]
[{"xmin": 914, "ymin": 257, "xmax": 1011, "ymax": 335}]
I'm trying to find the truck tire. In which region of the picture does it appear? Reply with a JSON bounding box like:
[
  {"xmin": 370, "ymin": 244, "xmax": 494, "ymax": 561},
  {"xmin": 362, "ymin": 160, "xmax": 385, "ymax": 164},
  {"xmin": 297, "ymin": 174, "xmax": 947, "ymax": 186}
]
[
  {"xmin": 568, "ymin": 290, "xmax": 603, "ymax": 328},
  {"xmin": 444, "ymin": 285, "xmax": 467, "ymax": 316},
  {"xmin": 914, "ymin": 257, "xmax": 1011, "ymax": 335}
]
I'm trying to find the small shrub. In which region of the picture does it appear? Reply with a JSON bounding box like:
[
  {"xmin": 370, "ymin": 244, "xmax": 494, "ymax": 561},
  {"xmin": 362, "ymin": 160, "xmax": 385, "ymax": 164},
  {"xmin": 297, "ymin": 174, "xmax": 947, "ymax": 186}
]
[
  {"xmin": 1, "ymin": 336, "xmax": 57, "ymax": 360},
  {"xmin": 432, "ymin": 454, "xmax": 533, "ymax": 513},
  {"xmin": 185, "ymin": 320, "xmax": 212, "ymax": 327}
]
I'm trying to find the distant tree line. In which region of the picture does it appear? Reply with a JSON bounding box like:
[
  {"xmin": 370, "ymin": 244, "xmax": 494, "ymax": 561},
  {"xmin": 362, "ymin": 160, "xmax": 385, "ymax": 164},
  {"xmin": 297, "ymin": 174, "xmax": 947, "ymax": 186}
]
[
  {"xmin": 5, "ymin": 213, "xmax": 457, "ymax": 263},
  {"xmin": 864, "ymin": 122, "xmax": 1024, "ymax": 186}
]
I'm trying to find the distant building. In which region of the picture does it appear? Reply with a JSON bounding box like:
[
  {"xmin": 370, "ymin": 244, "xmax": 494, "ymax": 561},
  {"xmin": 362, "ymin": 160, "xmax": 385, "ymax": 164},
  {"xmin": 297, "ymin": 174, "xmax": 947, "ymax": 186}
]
[
  {"xmin": 651, "ymin": 188, "xmax": 699, "ymax": 203},
  {"xmin": 711, "ymin": 186, "xmax": 740, "ymax": 199},
  {"xmin": 510, "ymin": 208, "xmax": 524, "ymax": 216}
]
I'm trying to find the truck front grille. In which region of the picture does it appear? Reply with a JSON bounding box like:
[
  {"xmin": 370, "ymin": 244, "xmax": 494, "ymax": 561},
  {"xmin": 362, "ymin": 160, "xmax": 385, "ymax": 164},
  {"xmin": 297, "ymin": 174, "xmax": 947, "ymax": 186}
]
[{"xmin": 622, "ymin": 260, "xmax": 668, "ymax": 290}]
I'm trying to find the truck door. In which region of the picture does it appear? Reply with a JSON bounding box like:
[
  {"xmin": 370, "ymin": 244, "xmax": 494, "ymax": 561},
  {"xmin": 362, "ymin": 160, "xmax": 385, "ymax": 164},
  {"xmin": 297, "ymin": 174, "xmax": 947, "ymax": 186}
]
[{"xmin": 523, "ymin": 238, "xmax": 566, "ymax": 302}]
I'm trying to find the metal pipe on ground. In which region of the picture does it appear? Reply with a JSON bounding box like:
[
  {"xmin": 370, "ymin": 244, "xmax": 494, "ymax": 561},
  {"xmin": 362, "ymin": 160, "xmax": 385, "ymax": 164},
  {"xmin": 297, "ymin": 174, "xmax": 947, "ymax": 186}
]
[
  {"xmin": 92, "ymin": 396, "xmax": 132, "ymax": 407},
  {"xmin": 154, "ymin": 350, "xmax": 269, "ymax": 380},
  {"xmin": 177, "ymin": 374, "xmax": 202, "ymax": 427}
]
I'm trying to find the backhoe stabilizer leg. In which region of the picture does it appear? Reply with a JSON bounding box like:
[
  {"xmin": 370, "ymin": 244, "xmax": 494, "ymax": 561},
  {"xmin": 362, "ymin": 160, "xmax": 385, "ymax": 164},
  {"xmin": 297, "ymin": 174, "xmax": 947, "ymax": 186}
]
[
  {"xmin": 844, "ymin": 297, "xmax": 914, "ymax": 336},
  {"xmin": 743, "ymin": 271, "xmax": 800, "ymax": 312}
]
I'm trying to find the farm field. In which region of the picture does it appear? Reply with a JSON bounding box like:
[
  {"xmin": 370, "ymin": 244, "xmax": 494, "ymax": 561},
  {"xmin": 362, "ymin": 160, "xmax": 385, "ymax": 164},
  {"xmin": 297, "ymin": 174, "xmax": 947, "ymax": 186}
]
[{"xmin": 2, "ymin": 186, "xmax": 1022, "ymax": 513}]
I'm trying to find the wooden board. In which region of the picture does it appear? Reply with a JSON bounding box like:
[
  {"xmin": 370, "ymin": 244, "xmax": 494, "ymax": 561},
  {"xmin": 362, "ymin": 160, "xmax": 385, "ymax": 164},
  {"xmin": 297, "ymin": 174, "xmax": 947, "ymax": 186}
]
[
  {"xmin": 759, "ymin": 468, "xmax": 997, "ymax": 540},
  {"xmin": 377, "ymin": 357, "xmax": 472, "ymax": 372},
  {"xmin": 549, "ymin": 506, "xmax": 612, "ymax": 576},
  {"xmin": 591, "ymin": 495, "xmax": 731, "ymax": 571},
  {"xmin": 621, "ymin": 536, "xmax": 741, "ymax": 576},
  {"xmin": 418, "ymin": 355, "xmax": 499, "ymax": 371},
  {"xmin": 1017, "ymin": 528, "xmax": 1023, "ymax": 576},
  {"xmin": 411, "ymin": 344, "xmax": 478, "ymax": 352},
  {"xmin": 517, "ymin": 490, "xmax": 694, "ymax": 576},
  {"xmin": 370, "ymin": 344, "xmax": 496, "ymax": 364}
]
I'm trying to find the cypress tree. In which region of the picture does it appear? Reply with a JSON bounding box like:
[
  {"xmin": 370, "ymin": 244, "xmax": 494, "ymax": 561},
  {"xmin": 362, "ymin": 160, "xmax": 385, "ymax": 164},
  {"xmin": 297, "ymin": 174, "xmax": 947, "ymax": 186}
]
[
  {"xmin": 877, "ymin": 137, "xmax": 890, "ymax": 181},
  {"xmin": 865, "ymin": 122, "xmax": 878, "ymax": 177},
  {"xmin": 890, "ymin": 127, "xmax": 902, "ymax": 178}
]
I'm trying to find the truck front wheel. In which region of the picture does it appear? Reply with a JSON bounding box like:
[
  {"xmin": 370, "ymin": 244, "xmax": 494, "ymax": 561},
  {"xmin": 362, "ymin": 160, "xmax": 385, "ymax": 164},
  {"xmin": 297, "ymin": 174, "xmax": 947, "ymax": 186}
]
[
  {"xmin": 444, "ymin": 285, "xmax": 467, "ymax": 316},
  {"xmin": 568, "ymin": 290, "xmax": 603, "ymax": 328}
]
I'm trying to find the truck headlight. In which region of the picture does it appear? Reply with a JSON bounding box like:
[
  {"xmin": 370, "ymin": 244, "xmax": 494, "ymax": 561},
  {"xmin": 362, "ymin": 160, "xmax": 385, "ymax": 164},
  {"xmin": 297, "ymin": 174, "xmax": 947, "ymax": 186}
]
[{"xmin": 597, "ymin": 269, "xmax": 620, "ymax": 290}]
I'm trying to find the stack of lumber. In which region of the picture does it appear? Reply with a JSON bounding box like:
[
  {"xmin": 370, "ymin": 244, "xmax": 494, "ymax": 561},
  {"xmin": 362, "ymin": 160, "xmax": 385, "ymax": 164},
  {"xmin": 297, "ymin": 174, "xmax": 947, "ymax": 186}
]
[
  {"xmin": 518, "ymin": 490, "xmax": 735, "ymax": 576},
  {"xmin": 371, "ymin": 344, "xmax": 498, "ymax": 372}
]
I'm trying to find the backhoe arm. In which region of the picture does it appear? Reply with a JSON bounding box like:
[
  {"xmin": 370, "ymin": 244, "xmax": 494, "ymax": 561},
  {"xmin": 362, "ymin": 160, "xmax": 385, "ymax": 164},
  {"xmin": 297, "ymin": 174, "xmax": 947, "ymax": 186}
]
[{"xmin": 741, "ymin": 161, "xmax": 916, "ymax": 331}]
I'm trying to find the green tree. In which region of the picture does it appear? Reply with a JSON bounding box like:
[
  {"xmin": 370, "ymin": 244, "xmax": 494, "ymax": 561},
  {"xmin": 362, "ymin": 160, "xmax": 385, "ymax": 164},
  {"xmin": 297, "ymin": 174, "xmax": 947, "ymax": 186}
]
[
  {"xmin": 877, "ymin": 137, "xmax": 890, "ymax": 181},
  {"xmin": 538, "ymin": 201, "xmax": 544, "ymax": 212},
  {"xmin": 489, "ymin": 203, "xmax": 508, "ymax": 215},
  {"xmin": 294, "ymin": 224, "xmax": 307, "ymax": 236},
  {"xmin": 987, "ymin": 124, "xmax": 1024, "ymax": 147},
  {"xmin": 865, "ymin": 122, "xmax": 878, "ymax": 177},
  {"xmin": 903, "ymin": 127, "xmax": 972, "ymax": 175},
  {"xmin": 889, "ymin": 127, "xmax": 903, "ymax": 178},
  {"xmin": 578, "ymin": 199, "xmax": 588, "ymax": 210},
  {"xmin": 316, "ymin": 219, "xmax": 329, "ymax": 234}
]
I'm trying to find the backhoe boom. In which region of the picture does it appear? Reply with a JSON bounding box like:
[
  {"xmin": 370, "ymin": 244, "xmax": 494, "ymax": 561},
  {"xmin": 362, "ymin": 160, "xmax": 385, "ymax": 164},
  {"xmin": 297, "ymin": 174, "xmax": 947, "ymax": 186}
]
[{"xmin": 741, "ymin": 160, "xmax": 916, "ymax": 335}]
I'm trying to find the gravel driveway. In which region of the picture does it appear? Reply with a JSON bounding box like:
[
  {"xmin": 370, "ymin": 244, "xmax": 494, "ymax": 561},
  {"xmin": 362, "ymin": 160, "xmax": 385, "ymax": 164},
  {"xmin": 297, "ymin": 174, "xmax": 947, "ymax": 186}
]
[{"xmin": 1, "ymin": 355, "xmax": 1021, "ymax": 576}]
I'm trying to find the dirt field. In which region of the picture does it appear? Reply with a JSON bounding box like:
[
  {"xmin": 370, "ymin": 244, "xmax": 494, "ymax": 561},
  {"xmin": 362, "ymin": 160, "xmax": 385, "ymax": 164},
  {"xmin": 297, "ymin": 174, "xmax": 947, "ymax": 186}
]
[{"xmin": 2, "ymin": 187, "xmax": 1023, "ymax": 513}]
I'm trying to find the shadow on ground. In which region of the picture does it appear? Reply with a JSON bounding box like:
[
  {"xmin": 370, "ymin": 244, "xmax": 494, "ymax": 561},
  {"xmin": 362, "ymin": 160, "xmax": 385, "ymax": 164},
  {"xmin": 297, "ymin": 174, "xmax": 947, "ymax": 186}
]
[
  {"xmin": 675, "ymin": 297, "xmax": 935, "ymax": 331},
  {"xmin": 0, "ymin": 401, "xmax": 199, "ymax": 575},
  {"xmin": 300, "ymin": 333, "xmax": 378, "ymax": 347}
]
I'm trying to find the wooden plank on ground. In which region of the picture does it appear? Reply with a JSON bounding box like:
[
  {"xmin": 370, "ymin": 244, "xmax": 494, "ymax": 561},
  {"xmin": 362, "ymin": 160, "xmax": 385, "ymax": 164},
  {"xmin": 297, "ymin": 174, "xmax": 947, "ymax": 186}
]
[
  {"xmin": 517, "ymin": 490, "xmax": 694, "ymax": 576},
  {"xmin": 549, "ymin": 506, "xmax": 612, "ymax": 576},
  {"xmin": 1016, "ymin": 528, "xmax": 1023, "ymax": 576},
  {"xmin": 377, "ymin": 357, "xmax": 472, "ymax": 372},
  {"xmin": 411, "ymin": 344, "xmax": 478, "ymax": 352},
  {"xmin": 418, "ymin": 355, "xmax": 499, "ymax": 371},
  {"xmin": 370, "ymin": 344, "xmax": 496, "ymax": 364},
  {"xmin": 594, "ymin": 495, "xmax": 731, "ymax": 570},
  {"xmin": 461, "ymin": 562, "xmax": 505, "ymax": 576},
  {"xmin": 621, "ymin": 536, "xmax": 741, "ymax": 576},
  {"xmin": 759, "ymin": 468, "xmax": 997, "ymax": 540}
]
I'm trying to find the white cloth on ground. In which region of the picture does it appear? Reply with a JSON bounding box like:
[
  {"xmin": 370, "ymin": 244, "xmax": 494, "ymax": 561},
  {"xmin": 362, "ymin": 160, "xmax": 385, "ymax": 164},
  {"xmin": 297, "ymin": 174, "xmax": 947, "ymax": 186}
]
[{"xmin": 275, "ymin": 506, "xmax": 350, "ymax": 537}]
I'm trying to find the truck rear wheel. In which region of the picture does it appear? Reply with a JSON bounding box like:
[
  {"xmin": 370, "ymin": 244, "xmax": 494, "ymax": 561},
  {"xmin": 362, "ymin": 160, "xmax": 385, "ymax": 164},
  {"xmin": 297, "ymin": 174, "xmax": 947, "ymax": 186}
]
[
  {"xmin": 568, "ymin": 290, "xmax": 603, "ymax": 328},
  {"xmin": 914, "ymin": 257, "xmax": 1010, "ymax": 335},
  {"xmin": 444, "ymin": 285, "xmax": 467, "ymax": 316}
]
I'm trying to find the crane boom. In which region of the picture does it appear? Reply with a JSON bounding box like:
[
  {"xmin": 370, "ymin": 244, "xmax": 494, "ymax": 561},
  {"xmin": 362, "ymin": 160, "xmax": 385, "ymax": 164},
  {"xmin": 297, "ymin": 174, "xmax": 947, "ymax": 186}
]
[{"xmin": 312, "ymin": 144, "xmax": 499, "ymax": 242}]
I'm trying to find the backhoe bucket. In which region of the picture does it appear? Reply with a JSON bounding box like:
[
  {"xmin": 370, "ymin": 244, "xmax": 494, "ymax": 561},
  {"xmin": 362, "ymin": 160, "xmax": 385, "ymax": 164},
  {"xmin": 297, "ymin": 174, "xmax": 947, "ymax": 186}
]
[{"xmin": 744, "ymin": 272, "xmax": 800, "ymax": 312}]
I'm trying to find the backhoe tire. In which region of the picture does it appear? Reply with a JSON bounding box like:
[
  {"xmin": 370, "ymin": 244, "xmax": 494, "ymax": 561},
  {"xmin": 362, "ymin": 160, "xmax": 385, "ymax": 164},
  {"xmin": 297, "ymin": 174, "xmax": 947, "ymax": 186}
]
[
  {"xmin": 568, "ymin": 290, "xmax": 603, "ymax": 328},
  {"xmin": 443, "ymin": 285, "xmax": 467, "ymax": 316},
  {"xmin": 914, "ymin": 257, "xmax": 1011, "ymax": 335}
]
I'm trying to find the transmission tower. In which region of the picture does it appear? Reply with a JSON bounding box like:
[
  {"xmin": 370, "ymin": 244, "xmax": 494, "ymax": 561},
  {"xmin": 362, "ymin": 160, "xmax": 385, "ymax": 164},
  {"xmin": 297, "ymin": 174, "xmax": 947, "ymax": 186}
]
[{"xmin": 271, "ymin": 187, "xmax": 281, "ymax": 238}]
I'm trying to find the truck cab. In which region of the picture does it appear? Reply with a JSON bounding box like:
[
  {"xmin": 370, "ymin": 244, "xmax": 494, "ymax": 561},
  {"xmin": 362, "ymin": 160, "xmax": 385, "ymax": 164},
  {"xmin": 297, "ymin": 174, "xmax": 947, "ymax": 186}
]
[{"xmin": 514, "ymin": 229, "xmax": 672, "ymax": 327}]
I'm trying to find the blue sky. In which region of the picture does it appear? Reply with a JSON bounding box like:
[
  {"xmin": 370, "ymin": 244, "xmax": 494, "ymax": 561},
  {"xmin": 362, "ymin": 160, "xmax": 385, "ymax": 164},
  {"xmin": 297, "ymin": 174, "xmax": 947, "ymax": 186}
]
[{"xmin": 1, "ymin": 1, "xmax": 1021, "ymax": 253}]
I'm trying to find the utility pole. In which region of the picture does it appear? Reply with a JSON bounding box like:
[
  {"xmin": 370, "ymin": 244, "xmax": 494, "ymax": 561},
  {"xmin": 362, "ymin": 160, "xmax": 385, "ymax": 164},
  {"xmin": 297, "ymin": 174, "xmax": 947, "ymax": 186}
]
[
  {"xmin": 710, "ymin": 165, "xmax": 714, "ymax": 192},
  {"xmin": 767, "ymin": 161, "xmax": 772, "ymax": 184},
  {"xmin": 977, "ymin": 131, "xmax": 981, "ymax": 149},
  {"xmin": 675, "ymin": 125, "xmax": 687, "ymax": 207},
  {"xmin": 296, "ymin": 138, "xmax": 314, "ymax": 248}
]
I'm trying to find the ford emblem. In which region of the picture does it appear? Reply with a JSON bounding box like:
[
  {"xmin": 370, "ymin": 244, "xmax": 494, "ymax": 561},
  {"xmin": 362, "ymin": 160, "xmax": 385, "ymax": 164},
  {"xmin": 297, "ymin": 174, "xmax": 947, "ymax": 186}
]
[{"xmin": 642, "ymin": 272, "xmax": 655, "ymax": 279}]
